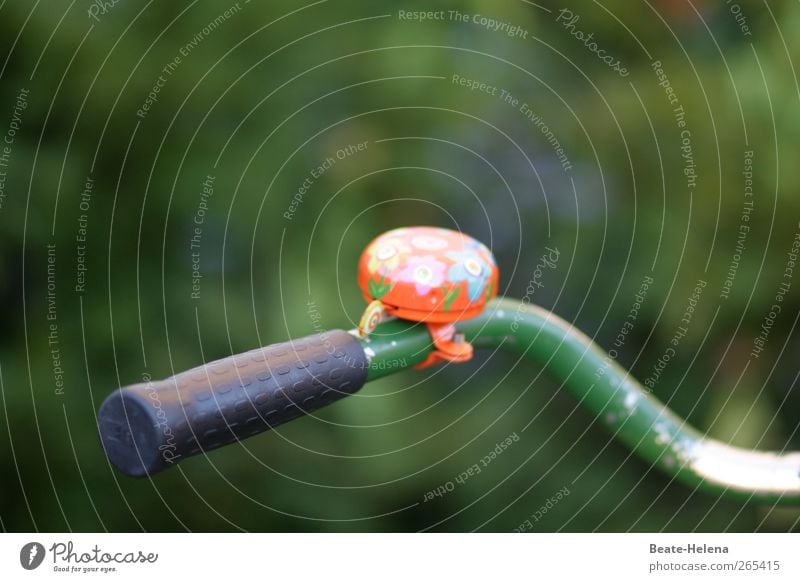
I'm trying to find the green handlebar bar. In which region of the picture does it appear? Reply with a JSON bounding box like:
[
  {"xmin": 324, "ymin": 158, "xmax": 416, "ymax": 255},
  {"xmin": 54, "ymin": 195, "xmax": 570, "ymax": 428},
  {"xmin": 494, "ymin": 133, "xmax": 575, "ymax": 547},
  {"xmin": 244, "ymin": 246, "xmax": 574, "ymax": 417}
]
[{"xmin": 362, "ymin": 298, "xmax": 800, "ymax": 504}]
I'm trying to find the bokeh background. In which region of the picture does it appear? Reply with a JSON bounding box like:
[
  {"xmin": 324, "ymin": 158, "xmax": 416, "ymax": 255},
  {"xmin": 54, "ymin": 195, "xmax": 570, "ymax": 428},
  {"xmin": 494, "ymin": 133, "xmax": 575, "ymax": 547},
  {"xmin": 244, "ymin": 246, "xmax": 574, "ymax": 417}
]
[{"xmin": 1, "ymin": 0, "xmax": 800, "ymax": 532}]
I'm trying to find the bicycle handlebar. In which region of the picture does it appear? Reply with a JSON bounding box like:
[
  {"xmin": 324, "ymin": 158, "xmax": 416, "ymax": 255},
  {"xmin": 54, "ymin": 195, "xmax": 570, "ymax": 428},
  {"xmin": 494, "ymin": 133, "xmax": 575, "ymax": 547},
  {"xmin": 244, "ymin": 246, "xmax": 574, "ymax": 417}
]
[{"xmin": 98, "ymin": 298, "xmax": 800, "ymax": 504}]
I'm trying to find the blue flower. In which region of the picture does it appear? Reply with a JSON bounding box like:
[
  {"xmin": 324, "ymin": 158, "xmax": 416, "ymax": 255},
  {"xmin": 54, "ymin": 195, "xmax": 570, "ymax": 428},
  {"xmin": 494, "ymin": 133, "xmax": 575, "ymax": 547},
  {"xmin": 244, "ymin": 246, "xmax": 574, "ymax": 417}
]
[
  {"xmin": 447, "ymin": 250, "xmax": 490, "ymax": 301},
  {"xmin": 464, "ymin": 238, "xmax": 497, "ymax": 266}
]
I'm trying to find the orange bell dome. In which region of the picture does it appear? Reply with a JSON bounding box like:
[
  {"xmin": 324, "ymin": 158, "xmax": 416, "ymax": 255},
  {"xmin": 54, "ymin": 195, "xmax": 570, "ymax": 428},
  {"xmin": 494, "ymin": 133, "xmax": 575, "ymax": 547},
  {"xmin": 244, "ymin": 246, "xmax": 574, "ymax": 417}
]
[{"xmin": 357, "ymin": 226, "xmax": 498, "ymax": 323}]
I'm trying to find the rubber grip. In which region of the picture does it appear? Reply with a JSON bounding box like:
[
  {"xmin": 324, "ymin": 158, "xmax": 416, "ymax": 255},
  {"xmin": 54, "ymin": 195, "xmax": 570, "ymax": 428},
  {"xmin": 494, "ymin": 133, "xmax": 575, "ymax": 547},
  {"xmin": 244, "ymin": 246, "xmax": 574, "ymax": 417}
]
[{"xmin": 98, "ymin": 330, "xmax": 368, "ymax": 477}]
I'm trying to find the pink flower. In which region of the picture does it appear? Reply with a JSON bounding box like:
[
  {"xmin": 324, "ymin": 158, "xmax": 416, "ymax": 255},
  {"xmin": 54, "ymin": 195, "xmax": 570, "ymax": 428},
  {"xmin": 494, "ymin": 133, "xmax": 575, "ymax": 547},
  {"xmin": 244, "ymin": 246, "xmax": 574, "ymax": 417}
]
[
  {"xmin": 411, "ymin": 234, "xmax": 449, "ymax": 251},
  {"xmin": 397, "ymin": 255, "xmax": 447, "ymax": 296},
  {"xmin": 366, "ymin": 238, "xmax": 410, "ymax": 274}
]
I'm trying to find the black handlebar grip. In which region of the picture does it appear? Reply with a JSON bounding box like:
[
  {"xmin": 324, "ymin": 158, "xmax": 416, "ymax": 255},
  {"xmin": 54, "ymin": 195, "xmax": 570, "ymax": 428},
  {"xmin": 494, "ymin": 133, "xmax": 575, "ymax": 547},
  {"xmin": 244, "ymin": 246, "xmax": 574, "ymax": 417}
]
[{"xmin": 98, "ymin": 330, "xmax": 368, "ymax": 477}]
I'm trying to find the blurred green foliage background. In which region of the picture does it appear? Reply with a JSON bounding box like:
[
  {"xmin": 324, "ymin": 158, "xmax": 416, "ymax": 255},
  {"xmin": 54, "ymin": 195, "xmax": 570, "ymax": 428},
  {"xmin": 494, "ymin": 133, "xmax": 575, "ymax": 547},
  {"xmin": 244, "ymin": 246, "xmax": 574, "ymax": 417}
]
[{"xmin": 1, "ymin": 0, "xmax": 799, "ymax": 532}]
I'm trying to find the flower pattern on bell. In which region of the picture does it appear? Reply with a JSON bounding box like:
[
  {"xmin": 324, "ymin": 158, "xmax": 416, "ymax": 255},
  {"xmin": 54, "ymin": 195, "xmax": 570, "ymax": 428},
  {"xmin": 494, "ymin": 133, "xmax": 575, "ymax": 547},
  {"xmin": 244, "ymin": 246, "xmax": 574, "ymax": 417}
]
[
  {"xmin": 366, "ymin": 238, "xmax": 410, "ymax": 274},
  {"xmin": 446, "ymin": 250, "xmax": 490, "ymax": 301},
  {"xmin": 397, "ymin": 255, "xmax": 447, "ymax": 296},
  {"xmin": 357, "ymin": 226, "xmax": 499, "ymax": 322}
]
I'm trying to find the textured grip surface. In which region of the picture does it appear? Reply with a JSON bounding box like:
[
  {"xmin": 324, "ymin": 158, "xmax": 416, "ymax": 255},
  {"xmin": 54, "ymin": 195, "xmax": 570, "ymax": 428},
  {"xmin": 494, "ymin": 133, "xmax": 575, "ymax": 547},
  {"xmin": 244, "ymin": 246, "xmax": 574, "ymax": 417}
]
[{"xmin": 98, "ymin": 330, "xmax": 367, "ymax": 477}]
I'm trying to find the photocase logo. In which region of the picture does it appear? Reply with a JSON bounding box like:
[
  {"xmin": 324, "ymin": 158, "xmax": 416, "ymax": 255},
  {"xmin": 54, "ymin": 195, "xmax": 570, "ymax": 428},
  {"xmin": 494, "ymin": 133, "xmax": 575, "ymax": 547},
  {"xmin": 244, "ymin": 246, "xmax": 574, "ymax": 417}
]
[{"xmin": 19, "ymin": 542, "xmax": 46, "ymax": 570}]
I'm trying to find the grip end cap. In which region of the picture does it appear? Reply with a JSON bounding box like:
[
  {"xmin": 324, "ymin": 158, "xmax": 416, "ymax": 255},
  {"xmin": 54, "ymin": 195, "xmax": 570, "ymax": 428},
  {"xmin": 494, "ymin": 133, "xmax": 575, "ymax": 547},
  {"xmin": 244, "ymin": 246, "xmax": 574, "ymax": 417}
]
[{"xmin": 98, "ymin": 390, "xmax": 164, "ymax": 477}]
